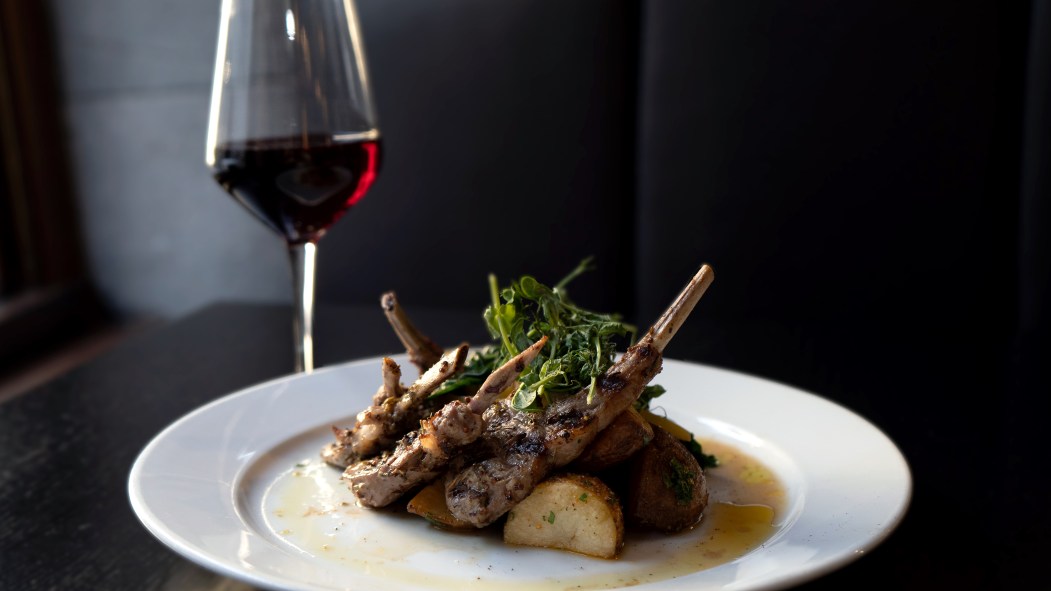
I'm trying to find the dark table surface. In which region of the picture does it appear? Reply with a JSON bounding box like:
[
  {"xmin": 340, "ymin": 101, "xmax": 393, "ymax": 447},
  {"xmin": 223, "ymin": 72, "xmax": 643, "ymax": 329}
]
[{"xmin": 0, "ymin": 301, "xmax": 1045, "ymax": 589}]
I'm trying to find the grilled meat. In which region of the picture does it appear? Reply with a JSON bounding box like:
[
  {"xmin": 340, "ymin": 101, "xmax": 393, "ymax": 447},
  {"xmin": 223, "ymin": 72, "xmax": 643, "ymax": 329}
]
[
  {"xmin": 445, "ymin": 264, "xmax": 714, "ymax": 527},
  {"xmin": 321, "ymin": 345, "xmax": 469, "ymax": 468},
  {"xmin": 443, "ymin": 402, "xmax": 550, "ymax": 525},
  {"xmin": 344, "ymin": 337, "xmax": 548, "ymax": 507}
]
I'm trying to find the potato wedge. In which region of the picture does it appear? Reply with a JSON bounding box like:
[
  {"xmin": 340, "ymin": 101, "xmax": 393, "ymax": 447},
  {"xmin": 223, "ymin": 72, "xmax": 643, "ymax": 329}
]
[
  {"xmin": 624, "ymin": 425, "xmax": 709, "ymax": 532},
  {"xmin": 503, "ymin": 473, "xmax": 624, "ymax": 559},
  {"xmin": 572, "ymin": 407, "xmax": 654, "ymax": 472},
  {"xmin": 406, "ymin": 480, "xmax": 474, "ymax": 530}
]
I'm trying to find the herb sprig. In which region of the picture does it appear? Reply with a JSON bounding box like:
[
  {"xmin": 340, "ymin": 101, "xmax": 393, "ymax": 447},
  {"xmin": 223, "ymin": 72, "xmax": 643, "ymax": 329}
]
[{"xmin": 433, "ymin": 258, "xmax": 636, "ymax": 410}]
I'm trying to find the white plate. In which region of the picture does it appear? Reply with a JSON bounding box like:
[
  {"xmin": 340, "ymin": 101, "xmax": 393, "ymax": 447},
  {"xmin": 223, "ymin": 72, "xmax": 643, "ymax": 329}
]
[{"xmin": 129, "ymin": 355, "xmax": 910, "ymax": 591}]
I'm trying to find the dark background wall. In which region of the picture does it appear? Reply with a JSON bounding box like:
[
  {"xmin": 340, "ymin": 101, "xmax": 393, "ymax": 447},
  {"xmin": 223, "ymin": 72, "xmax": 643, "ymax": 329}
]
[
  {"xmin": 26, "ymin": 0, "xmax": 1051, "ymax": 587},
  {"xmin": 633, "ymin": 2, "xmax": 1047, "ymax": 588},
  {"xmin": 318, "ymin": 0, "xmax": 637, "ymax": 315}
]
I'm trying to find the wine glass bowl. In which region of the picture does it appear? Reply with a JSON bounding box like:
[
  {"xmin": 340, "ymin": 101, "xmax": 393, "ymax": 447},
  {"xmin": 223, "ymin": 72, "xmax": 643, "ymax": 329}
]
[
  {"xmin": 210, "ymin": 134, "xmax": 380, "ymax": 245},
  {"xmin": 206, "ymin": 0, "xmax": 380, "ymax": 371}
]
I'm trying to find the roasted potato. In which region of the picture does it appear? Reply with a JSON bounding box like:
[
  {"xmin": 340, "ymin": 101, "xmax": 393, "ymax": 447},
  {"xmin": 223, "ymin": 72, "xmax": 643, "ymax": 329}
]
[
  {"xmin": 624, "ymin": 425, "xmax": 709, "ymax": 532},
  {"xmin": 503, "ymin": 473, "xmax": 624, "ymax": 559},
  {"xmin": 572, "ymin": 407, "xmax": 654, "ymax": 472},
  {"xmin": 406, "ymin": 480, "xmax": 474, "ymax": 530}
]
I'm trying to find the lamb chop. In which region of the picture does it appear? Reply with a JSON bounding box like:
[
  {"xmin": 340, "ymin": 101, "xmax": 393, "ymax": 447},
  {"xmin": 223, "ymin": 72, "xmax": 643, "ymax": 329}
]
[
  {"xmin": 445, "ymin": 264, "xmax": 714, "ymax": 527},
  {"xmin": 365, "ymin": 293, "xmax": 444, "ymax": 407},
  {"xmin": 344, "ymin": 336, "xmax": 549, "ymax": 507},
  {"xmin": 321, "ymin": 344, "xmax": 469, "ymax": 468}
]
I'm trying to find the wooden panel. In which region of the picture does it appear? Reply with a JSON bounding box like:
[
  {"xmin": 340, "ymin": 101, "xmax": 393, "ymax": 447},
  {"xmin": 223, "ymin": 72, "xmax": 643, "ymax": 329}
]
[{"xmin": 0, "ymin": 0, "xmax": 85, "ymax": 295}]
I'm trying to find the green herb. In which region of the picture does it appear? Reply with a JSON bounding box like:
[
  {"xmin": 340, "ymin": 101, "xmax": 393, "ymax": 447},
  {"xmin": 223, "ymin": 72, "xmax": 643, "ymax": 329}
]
[
  {"xmin": 578, "ymin": 493, "xmax": 589, "ymax": 503},
  {"xmin": 685, "ymin": 436, "xmax": 719, "ymax": 469},
  {"xmin": 633, "ymin": 385, "xmax": 667, "ymax": 411},
  {"xmin": 431, "ymin": 346, "xmax": 502, "ymax": 397},
  {"xmin": 546, "ymin": 510, "xmax": 556, "ymax": 524},
  {"xmin": 662, "ymin": 458, "xmax": 696, "ymax": 506},
  {"xmin": 433, "ymin": 258, "xmax": 637, "ymax": 410}
]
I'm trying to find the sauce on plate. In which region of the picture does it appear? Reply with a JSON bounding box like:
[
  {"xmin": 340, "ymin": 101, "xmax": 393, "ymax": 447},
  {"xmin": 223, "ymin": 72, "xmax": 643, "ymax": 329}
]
[{"xmin": 265, "ymin": 438, "xmax": 787, "ymax": 590}]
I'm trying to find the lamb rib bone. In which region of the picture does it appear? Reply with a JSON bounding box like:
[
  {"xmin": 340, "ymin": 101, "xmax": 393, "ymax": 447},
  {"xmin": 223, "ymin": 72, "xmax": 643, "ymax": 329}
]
[
  {"xmin": 369, "ymin": 357, "xmax": 404, "ymax": 406},
  {"xmin": 445, "ymin": 264, "xmax": 714, "ymax": 527},
  {"xmin": 381, "ymin": 291, "xmax": 445, "ymax": 375},
  {"xmin": 344, "ymin": 337, "xmax": 549, "ymax": 507},
  {"xmin": 327, "ymin": 292, "xmax": 444, "ymax": 466},
  {"xmin": 325, "ymin": 356, "xmax": 404, "ymax": 467}
]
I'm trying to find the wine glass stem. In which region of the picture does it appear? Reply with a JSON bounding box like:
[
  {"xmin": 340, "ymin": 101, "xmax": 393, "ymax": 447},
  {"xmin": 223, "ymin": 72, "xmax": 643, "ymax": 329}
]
[{"xmin": 289, "ymin": 241, "xmax": 317, "ymax": 373}]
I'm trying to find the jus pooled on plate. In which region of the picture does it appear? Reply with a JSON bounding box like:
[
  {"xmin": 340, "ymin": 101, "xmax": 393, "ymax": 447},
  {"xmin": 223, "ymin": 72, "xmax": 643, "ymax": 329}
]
[{"xmin": 321, "ymin": 260, "xmax": 715, "ymax": 558}]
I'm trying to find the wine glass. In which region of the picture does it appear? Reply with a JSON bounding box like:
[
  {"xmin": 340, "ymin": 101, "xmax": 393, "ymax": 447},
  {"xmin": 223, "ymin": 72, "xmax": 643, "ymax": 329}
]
[{"xmin": 205, "ymin": 0, "xmax": 380, "ymax": 372}]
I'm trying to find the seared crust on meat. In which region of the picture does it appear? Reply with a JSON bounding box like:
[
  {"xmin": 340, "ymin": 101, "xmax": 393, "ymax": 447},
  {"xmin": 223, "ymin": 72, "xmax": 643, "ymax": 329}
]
[
  {"xmin": 344, "ymin": 338, "xmax": 549, "ymax": 506},
  {"xmin": 445, "ymin": 342, "xmax": 662, "ymax": 527},
  {"xmin": 322, "ymin": 345, "xmax": 468, "ymax": 468},
  {"xmin": 346, "ymin": 400, "xmax": 484, "ymax": 506},
  {"xmin": 445, "ymin": 404, "xmax": 549, "ymax": 525}
]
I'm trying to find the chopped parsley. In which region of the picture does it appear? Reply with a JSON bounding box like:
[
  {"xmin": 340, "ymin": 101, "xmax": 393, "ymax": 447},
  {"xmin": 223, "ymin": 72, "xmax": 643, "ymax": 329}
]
[{"xmin": 663, "ymin": 458, "xmax": 696, "ymax": 506}]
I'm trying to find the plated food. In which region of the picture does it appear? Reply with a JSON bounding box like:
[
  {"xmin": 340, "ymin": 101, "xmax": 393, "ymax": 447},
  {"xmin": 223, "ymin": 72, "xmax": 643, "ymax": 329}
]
[
  {"xmin": 129, "ymin": 331, "xmax": 911, "ymax": 590},
  {"xmin": 320, "ymin": 261, "xmax": 734, "ymax": 558}
]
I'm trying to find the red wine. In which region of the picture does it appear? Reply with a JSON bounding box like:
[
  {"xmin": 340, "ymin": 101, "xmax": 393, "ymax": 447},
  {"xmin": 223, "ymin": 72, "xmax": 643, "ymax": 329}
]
[{"xmin": 211, "ymin": 135, "xmax": 381, "ymax": 244}]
